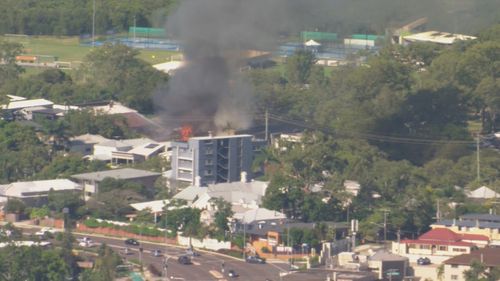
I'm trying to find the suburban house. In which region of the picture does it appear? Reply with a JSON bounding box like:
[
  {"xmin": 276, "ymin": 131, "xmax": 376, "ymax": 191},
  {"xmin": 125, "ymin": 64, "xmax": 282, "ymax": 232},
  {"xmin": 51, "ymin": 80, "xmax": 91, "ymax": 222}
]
[
  {"xmin": 71, "ymin": 168, "xmax": 161, "ymax": 200},
  {"xmin": 69, "ymin": 134, "xmax": 111, "ymax": 156},
  {"xmin": 466, "ymin": 186, "xmax": 500, "ymax": 200},
  {"xmin": 92, "ymin": 138, "xmax": 156, "ymax": 162},
  {"xmin": 110, "ymin": 142, "xmax": 166, "ymax": 165},
  {"xmin": 392, "ymin": 228, "xmax": 489, "ymax": 264},
  {"xmin": 0, "ymin": 179, "xmax": 82, "ymax": 206},
  {"xmin": 431, "ymin": 213, "xmax": 500, "ymax": 244},
  {"xmin": 367, "ymin": 251, "xmax": 409, "ymax": 281},
  {"xmin": 235, "ymin": 219, "xmax": 348, "ymax": 256},
  {"xmin": 170, "ymin": 134, "xmax": 254, "ymax": 186},
  {"xmin": 442, "ymin": 247, "xmax": 500, "ymax": 281}
]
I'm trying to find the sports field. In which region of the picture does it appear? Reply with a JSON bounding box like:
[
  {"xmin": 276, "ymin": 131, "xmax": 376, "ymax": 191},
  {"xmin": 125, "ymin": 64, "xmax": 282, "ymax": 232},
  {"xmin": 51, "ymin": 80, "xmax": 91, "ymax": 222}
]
[{"xmin": 1, "ymin": 35, "xmax": 180, "ymax": 65}]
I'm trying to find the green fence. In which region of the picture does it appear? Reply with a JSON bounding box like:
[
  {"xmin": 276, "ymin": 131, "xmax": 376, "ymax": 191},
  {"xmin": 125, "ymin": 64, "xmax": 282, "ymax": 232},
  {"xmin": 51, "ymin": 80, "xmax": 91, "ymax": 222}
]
[
  {"xmin": 128, "ymin": 27, "xmax": 166, "ymax": 38},
  {"xmin": 301, "ymin": 31, "xmax": 338, "ymax": 42},
  {"xmin": 351, "ymin": 34, "xmax": 384, "ymax": 41}
]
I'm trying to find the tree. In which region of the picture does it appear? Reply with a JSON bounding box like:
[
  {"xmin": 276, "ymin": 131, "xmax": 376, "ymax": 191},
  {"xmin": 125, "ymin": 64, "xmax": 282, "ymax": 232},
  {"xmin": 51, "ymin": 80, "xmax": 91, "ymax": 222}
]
[
  {"xmin": 285, "ymin": 49, "xmax": 316, "ymax": 84},
  {"xmin": 209, "ymin": 197, "xmax": 234, "ymax": 237},
  {"xmin": 77, "ymin": 43, "xmax": 168, "ymax": 113},
  {"xmin": 464, "ymin": 260, "xmax": 500, "ymax": 281}
]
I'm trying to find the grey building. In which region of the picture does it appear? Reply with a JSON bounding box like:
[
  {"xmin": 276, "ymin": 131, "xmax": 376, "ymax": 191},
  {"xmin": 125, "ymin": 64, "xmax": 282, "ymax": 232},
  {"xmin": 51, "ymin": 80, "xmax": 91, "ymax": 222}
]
[
  {"xmin": 171, "ymin": 134, "xmax": 253, "ymax": 186},
  {"xmin": 71, "ymin": 168, "xmax": 161, "ymax": 200}
]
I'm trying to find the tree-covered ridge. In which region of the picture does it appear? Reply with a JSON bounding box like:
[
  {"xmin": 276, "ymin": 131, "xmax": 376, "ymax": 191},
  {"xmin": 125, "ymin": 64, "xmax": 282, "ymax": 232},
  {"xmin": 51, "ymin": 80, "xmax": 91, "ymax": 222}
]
[
  {"xmin": 254, "ymin": 24, "xmax": 500, "ymax": 240},
  {"xmin": 0, "ymin": 0, "xmax": 177, "ymax": 36}
]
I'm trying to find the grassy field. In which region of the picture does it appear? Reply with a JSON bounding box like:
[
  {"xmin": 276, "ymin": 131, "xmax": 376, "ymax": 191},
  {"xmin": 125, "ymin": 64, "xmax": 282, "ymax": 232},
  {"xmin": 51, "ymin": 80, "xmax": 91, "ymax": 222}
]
[{"xmin": 1, "ymin": 35, "xmax": 180, "ymax": 65}]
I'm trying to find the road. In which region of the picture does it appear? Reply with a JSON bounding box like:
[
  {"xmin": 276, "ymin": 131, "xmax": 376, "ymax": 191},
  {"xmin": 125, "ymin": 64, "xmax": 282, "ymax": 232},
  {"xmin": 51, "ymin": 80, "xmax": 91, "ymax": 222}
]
[{"xmin": 18, "ymin": 225, "xmax": 302, "ymax": 281}]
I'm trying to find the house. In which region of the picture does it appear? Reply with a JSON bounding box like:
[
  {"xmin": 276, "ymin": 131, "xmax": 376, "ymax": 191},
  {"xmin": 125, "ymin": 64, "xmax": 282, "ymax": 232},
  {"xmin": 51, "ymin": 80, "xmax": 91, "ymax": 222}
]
[
  {"xmin": 431, "ymin": 213, "xmax": 500, "ymax": 244},
  {"xmin": 466, "ymin": 186, "xmax": 500, "ymax": 200},
  {"xmin": 0, "ymin": 179, "xmax": 82, "ymax": 206},
  {"xmin": 69, "ymin": 134, "xmax": 111, "ymax": 156},
  {"xmin": 442, "ymin": 247, "xmax": 500, "ymax": 281},
  {"xmin": 367, "ymin": 251, "xmax": 409, "ymax": 281},
  {"xmin": 344, "ymin": 180, "xmax": 361, "ymax": 197},
  {"xmin": 170, "ymin": 134, "xmax": 254, "ymax": 186},
  {"xmin": 71, "ymin": 168, "xmax": 161, "ymax": 200},
  {"xmin": 235, "ymin": 219, "xmax": 348, "ymax": 253},
  {"xmin": 233, "ymin": 208, "xmax": 286, "ymax": 224},
  {"xmin": 111, "ymin": 142, "xmax": 166, "ymax": 165},
  {"xmin": 392, "ymin": 228, "xmax": 489, "ymax": 263},
  {"xmin": 92, "ymin": 137, "xmax": 155, "ymax": 162},
  {"xmin": 173, "ymin": 179, "xmax": 268, "ymax": 209}
]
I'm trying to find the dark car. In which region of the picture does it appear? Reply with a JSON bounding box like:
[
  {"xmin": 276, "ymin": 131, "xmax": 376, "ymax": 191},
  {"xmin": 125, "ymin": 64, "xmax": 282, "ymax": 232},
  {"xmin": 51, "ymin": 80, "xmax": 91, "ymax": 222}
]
[
  {"xmin": 417, "ymin": 257, "xmax": 431, "ymax": 265},
  {"xmin": 245, "ymin": 255, "xmax": 266, "ymax": 264},
  {"xmin": 124, "ymin": 238, "xmax": 139, "ymax": 246},
  {"xmin": 228, "ymin": 269, "xmax": 238, "ymax": 278},
  {"xmin": 178, "ymin": 255, "xmax": 192, "ymax": 265}
]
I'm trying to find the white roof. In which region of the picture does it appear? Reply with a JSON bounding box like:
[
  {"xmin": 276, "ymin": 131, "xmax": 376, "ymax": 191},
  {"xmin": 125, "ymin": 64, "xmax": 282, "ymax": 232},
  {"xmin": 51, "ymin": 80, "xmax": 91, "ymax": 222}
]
[
  {"xmin": 467, "ymin": 186, "xmax": 500, "ymax": 199},
  {"xmin": 127, "ymin": 143, "xmax": 165, "ymax": 157},
  {"xmin": 174, "ymin": 181, "xmax": 269, "ymax": 208},
  {"xmin": 153, "ymin": 61, "xmax": 185, "ymax": 74},
  {"xmin": 97, "ymin": 138, "xmax": 154, "ymax": 148},
  {"xmin": 189, "ymin": 134, "xmax": 253, "ymax": 141},
  {"xmin": 305, "ymin": 39, "xmax": 321, "ymax": 46},
  {"xmin": 0, "ymin": 179, "xmax": 81, "ymax": 198},
  {"xmin": 91, "ymin": 101, "xmax": 137, "ymax": 115},
  {"xmin": 403, "ymin": 31, "xmax": 476, "ymax": 45},
  {"xmin": 71, "ymin": 134, "xmax": 111, "ymax": 145},
  {"xmin": 130, "ymin": 200, "xmax": 170, "ymax": 213},
  {"xmin": 53, "ymin": 104, "xmax": 80, "ymax": 111},
  {"xmin": 3, "ymin": 99, "xmax": 54, "ymax": 110},
  {"xmin": 6, "ymin": 95, "xmax": 27, "ymax": 102},
  {"xmin": 233, "ymin": 208, "xmax": 286, "ymax": 224}
]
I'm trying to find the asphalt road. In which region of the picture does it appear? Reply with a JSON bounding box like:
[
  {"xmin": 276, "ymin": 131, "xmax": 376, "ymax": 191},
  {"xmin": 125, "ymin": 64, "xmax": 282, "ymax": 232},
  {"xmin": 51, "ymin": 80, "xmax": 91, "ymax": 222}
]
[{"xmin": 18, "ymin": 226, "xmax": 328, "ymax": 281}]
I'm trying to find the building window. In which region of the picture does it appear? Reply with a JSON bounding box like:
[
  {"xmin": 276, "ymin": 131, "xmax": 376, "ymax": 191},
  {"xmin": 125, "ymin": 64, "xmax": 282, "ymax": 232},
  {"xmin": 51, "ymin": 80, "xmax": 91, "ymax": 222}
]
[
  {"xmin": 453, "ymin": 248, "xmax": 467, "ymax": 252},
  {"xmin": 419, "ymin": 244, "xmax": 431, "ymax": 250},
  {"xmin": 451, "ymin": 275, "xmax": 458, "ymax": 280},
  {"xmin": 205, "ymin": 169, "xmax": 213, "ymax": 176},
  {"xmin": 438, "ymin": 245, "xmax": 448, "ymax": 251},
  {"xmin": 451, "ymin": 265, "xmax": 459, "ymax": 268},
  {"xmin": 205, "ymin": 159, "xmax": 213, "ymax": 165}
]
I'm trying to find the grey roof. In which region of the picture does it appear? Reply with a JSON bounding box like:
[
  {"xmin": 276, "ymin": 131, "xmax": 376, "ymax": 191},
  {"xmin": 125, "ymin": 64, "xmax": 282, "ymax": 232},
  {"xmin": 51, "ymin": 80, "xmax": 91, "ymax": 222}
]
[
  {"xmin": 0, "ymin": 179, "xmax": 81, "ymax": 198},
  {"xmin": 369, "ymin": 251, "xmax": 408, "ymax": 262},
  {"xmin": 71, "ymin": 168, "xmax": 161, "ymax": 182},
  {"xmin": 189, "ymin": 134, "xmax": 253, "ymax": 141},
  {"xmin": 432, "ymin": 219, "xmax": 500, "ymax": 229},
  {"xmin": 460, "ymin": 213, "xmax": 500, "ymax": 223}
]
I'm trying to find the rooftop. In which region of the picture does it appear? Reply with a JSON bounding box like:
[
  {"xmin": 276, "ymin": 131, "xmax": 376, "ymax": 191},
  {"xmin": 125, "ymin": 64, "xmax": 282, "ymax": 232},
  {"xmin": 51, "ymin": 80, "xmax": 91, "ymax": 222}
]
[
  {"xmin": 369, "ymin": 251, "xmax": 408, "ymax": 262},
  {"xmin": 460, "ymin": 213, "xmax": 500, "ymax": 223},
  {"xmin": 467, "ymin": 186, "xmax": 500, "ymax": 199},
  {"xmin": 71, "ymin": 168, "xmax": 161, "ymax": 182},
  {"xmin": 444, "ymin": 248, "xmax": 500, "ymax": 267},
  {"xmin": 130, "ymin": 200, "xmax": 170, "ymax": 213},
  {"xmin": 233, "ymin": 208, "xmax": 287, "ymax": 224},
  {"xmin": 70, "ymin": 134, "xmax": 111, "ymax": 145},
  {"xmin": 432, "ymin": 219, "xmax": 500, "ymax": 229},
  {"xmin": 419, "ymin": 228, "xmax": 489, "ymax": 242},
  {"xmin": 3, "ymin": 99, "xmax": 54, "ymax": 110},
  {"xmin": 0, "ymin": 179, "xmax": 81, "ymax": 198},
  {"xmin": 403, "ymin": 31, "xmax": 476, "ymax": 45},
  {"xmin": 97, "ymin": 138, "xmax": 155, "ymax": 148}
]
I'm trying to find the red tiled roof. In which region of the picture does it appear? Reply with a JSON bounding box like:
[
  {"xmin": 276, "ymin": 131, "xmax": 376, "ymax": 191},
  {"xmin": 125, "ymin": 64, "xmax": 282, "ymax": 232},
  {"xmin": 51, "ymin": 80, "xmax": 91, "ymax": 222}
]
[
  {"xmin": 419, "ymin": 228, "xmax": 488, "ymax": 242},
  {"xmin": 400, "ymin": 239, "xmax": 473, "ymax": 247}
]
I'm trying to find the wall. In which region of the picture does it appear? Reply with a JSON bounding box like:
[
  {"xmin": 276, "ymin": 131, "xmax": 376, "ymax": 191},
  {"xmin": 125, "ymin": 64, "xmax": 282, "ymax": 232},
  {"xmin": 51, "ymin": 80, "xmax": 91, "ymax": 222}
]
[
  {"xmin": 76, "ymin": 223, "xmax": 177, "ymax": 244},
  {"xmin": 177, "ymin": 235, "xmax": 231, "ymax": 251},
  {"xmin": 444, "ymin": 264, "xmax": 467, "ymax": 281}
]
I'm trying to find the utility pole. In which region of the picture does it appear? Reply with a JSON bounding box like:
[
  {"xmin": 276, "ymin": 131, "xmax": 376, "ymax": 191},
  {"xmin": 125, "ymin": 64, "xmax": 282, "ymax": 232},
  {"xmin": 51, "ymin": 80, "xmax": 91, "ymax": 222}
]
[
  {"xmin": 476, "ymin": 134, "xmax": 481, "ymax": 183},
  {"xmin": 436, "ymin": 199, "xmax": 441, "ymax": 222},
  {"xmin": 92, "ymin": 0, "xmax": 96, "ymax": 48},
  {"xmin": 133, "ymin": 16, "xmax": 137, "ymax": 42},
  {"xmin": 242, "ymin": 222, "xmax": 246, "ymax": 260},
  {"xmin": 382, "ymin": 210, "xmax": 389, "ymax": 248},
  {"xmin": 265, "ymin": 109, "xmax": 269, "ymax": 142}
]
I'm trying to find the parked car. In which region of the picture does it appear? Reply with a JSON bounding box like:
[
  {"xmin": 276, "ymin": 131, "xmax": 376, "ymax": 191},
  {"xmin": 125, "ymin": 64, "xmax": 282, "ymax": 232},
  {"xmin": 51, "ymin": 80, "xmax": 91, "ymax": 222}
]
[
  {"xmin": 35, "ymin": 227, "xmax": 57, "ymax": 236},
  {"xmin": 178, "ymin": 255, "xmax": 192, "ymax": 265},
  {"xmin": 245, "ymin": 255, "xmax": 266, "ymax": 264},
  {"xmin": 417, "ymin": 257, "xmax": 431, "ymax": 265},
  {"xmin": 152, "ymin": 249, "xmax": 162, "ymax": 257},
  {"xmin": 228, "ymin": 269, "xmax": 238, "ymax": 278},
  {"xmin": 124, "ymin": 238, "xmax": 139, "ymax": 246}
]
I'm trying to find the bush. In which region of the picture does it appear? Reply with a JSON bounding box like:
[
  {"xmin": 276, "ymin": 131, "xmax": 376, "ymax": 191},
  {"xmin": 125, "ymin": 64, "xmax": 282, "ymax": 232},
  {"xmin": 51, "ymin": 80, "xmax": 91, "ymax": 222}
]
[{"xmin": 83, "ymin": 218, "xmax": 100, "ymax": 228}]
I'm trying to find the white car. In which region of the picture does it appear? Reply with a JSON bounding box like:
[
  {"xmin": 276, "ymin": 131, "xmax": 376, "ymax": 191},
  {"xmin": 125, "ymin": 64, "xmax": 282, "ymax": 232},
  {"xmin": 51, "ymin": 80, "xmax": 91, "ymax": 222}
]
[
  {"xmin": 35, "ymin": 227, "xmax": 58, "ymax": 236},
  {"xmin": 79, "ymin": 241, "xmax": 94, "ymax": 248}
]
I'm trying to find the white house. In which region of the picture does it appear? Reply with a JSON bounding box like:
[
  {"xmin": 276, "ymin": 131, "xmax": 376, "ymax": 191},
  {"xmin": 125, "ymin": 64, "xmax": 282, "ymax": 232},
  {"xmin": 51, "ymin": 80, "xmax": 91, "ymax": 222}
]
[{"xmin": 0, "ymin": 179, "xmax": 82, "ymax": 206}]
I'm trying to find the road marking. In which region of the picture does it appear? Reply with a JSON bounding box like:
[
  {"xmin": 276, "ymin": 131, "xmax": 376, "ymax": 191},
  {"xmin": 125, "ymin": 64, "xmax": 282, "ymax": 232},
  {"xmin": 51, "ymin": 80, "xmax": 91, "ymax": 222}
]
[
  {"xmin": 209, "ymin": 270, "xmax": 223, "ymax": 279},
  {"xmin": 192, "ymin": 261, "xmax": 201, "ymax": 266}
]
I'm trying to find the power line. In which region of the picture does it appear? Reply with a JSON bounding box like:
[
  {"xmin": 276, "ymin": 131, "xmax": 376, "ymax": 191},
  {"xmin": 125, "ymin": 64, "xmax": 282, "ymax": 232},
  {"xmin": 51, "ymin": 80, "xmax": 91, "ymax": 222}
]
[{"xmin": 266, "ymin": 113, "xmax": 478, "ymax": 146}]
